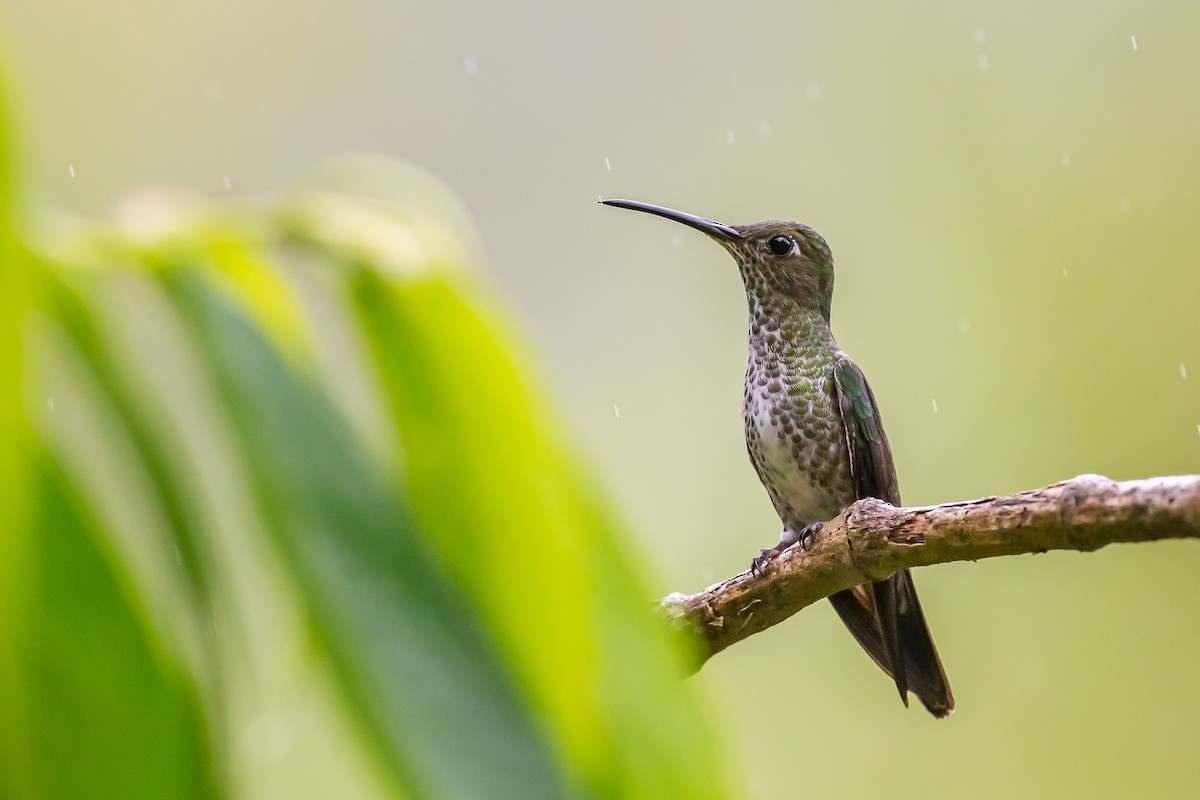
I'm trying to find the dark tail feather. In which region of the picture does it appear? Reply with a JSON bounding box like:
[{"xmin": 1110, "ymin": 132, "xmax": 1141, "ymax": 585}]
[
  {"xmin": 829, "ymin": 570, "xmax": 954, "ymax": 718},
  {"xmin": 871, "ymin": 577, "xmax": 909, "ymax": 704},
  {"xmin": 892, "ymin": 570, "xmax": 954, "ymax": 717},
  {"xmin": 829, "ymin": 586, "xmax": 891, "ymax": 674}
]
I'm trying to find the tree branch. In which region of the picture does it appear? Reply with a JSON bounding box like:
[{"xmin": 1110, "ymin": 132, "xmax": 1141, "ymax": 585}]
[{"xmin": 661, "ymin": 474, "xmax": 1200, "ymax": 669}]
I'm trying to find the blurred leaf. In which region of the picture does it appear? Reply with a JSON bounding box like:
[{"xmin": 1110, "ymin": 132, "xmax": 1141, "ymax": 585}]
[
  {"xmin": 0, "ymin": 70, "xmax": 36, "ymax": 800},
  {"xmin": 346, "ymin": 265, "xmax": 726, "ymax": 799},
  {"xmin": 165, "ymin": 265, "xmax": 570, "ymax": 799},
  {"xmin": 1, "ymin": 137, "xmax": 733, "ymax": 798},
  {"xmin": 280, "ymin": 159, "xmax": 730, "ymax": 797},
  {"xmin": 1, "ymin": 73, "xmax": 217, "ymax": 800},
  {"xmin": 16, "ymin": 455, "xmax": 219, "ymax": 800}
]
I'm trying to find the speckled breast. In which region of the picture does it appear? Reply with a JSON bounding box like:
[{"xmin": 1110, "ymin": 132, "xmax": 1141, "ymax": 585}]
[{"xmin": 742, "ymin": 343, "xmax": 856, "ymax": 529}]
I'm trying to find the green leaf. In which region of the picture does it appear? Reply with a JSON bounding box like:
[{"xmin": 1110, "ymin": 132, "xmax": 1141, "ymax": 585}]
[
  {"xmin": 2, "ymin": 146, "xmax": 734, "ymax": 799},
  {"xmin": 165, "ymin": 266, "xmax": 570, "ymax": 799},
  {"xmin": 0, "ymin": 78, "xmax": 218, "ymax": 800},
  {"xmin": 17, "ymin": 455, "xmax": 219, "ymax": 800},
  {"xmin": 281, "ymin": 165, "xmax": 731, "ymax": 798}
]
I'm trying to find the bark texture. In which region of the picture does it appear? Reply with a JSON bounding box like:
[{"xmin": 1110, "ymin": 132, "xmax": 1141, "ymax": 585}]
[{"xmin": 660, "ymin": 474, "xmax": 1200, "ymax": 667}]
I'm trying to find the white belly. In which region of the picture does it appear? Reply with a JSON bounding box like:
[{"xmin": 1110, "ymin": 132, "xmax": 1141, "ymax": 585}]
[{"xmin": 745, "ymin": 392, "xmax": 846, "ymax": 525}]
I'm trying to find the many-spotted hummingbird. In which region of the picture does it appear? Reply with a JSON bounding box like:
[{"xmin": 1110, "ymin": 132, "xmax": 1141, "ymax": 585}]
[{"xmin": 600, "ymin": 199, "xmax": 953, "ymax": 717}]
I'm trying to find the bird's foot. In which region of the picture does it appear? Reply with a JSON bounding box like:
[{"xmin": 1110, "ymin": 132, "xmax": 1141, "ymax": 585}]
[
  {"xmin": 797, "ymin": 521, "xmax": 823, "ymax": 550},
  {"xmin": 750, "ymin": 548, "xmax": 778, "ymax": 576},
  {"xmin": 749, "ymin": 522, "xmax": 824, "ymax": 576}
]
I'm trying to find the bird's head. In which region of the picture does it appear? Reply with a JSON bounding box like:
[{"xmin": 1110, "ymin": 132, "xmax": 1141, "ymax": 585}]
[{"xmin": 600, "ymin": 199, "xmax": 835, "ymax": 321}]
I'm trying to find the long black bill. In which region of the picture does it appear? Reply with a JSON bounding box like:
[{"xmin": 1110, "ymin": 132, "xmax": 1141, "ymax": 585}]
[{"xmin": 599, "ymin": 198, "xmax": 741, "ymax": 241}]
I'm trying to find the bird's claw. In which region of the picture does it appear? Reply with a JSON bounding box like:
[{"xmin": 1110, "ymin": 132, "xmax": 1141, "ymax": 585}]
[
  {"xmin": 798, "ymin": 521, "xmax": 822, "ymax": 550},
  {"xmin": 750, "ymin": 548, "xmax": 775, "ymax": 576},
  {"xmin": 750, "ymin": 522, "xmax": 824, "ymax": 576}
]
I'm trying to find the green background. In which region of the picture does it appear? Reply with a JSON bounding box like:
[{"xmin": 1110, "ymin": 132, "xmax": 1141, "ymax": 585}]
[{"xmin": 4, "ymin": 0, "xmax": 1199, "ymax": 796}]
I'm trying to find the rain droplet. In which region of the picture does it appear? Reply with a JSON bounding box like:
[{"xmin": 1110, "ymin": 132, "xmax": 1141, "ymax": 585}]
[
  {"xmin": 805, "ymin": 82, "xmax": 823, "ymax": 101},
  {"xmin": 1130, "ymin": 34, "xmax": 1138, "ymax": 51},
  {"xmin": 931, "ymin": 398, "xmax": 939, "ymax": 414},
  {"xmin": 613, "ymin": 404, "xmax": 620, "ymax": 419},
  {"xmin": 68, "ymin": 164, "xmax": 75, "ymax": 178},
  {"xmin": 47, "ymin": 396, "xmax": 54, "ymax": 411},
  {"xmin": 463, "ymin": 54, "xmax": 478, "ymax": 76},
  {"xmin": 222, "ymin": 175, "xmax": 232, "ymax": 190},
  {"xmin": 1060, "ymin": 151, "xmax": 1071, "ymax": 168},
  {"xmin": 1181, "ymin": 363, "xmax": 1188, "ymax": 380},
  {"xmin": 758, "ymin": 120, "xmax": 773, "ymax": 137},
  {"xmin": 604, "ymin": 156, "xmax": 611, "ymax": 171},
  {"xmin": 977, "ymin": 53, "xmax": 989, "ymax": 71},
  {"xmin": 726, "ymin": 129, "xmax": 736, "ymax": 145},
  {"xmin": 1118, "ymin": 197, "xmax": 1133, "ymax": 214},
  {"xmin": 973, "ymin": 26, "xmax": 986, "ymax": 44},
  {"xmin": 958, "ymin": 318, "xmax": 971, "ymax": 334},
  {"xmin": 1062, "ymin": 269, "xmax": 1069, "ymax": 279}
]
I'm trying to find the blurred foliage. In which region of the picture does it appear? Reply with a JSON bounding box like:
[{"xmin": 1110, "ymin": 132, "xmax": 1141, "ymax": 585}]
[
  {"xmin": 5, "ymin": 1, "xmax": 1200, "ymax": 797},
  {"xmin": 0, "ymin": 87, "xmax": 730, "ymax": 798}
]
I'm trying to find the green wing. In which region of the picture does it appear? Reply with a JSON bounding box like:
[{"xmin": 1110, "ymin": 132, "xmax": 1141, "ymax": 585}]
[{"xmin": 832, "ymin": 357, "xmax": 900, "ymax": 506}]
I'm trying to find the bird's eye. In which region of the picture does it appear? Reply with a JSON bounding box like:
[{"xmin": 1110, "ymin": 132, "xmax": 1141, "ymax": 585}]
[{"xmin": 767, "ymin": 235, "xmax": 794, "ymax": 256}]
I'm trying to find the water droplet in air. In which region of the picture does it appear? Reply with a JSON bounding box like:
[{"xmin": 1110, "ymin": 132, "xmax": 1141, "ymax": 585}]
[
  {"xmin": 68, "ymin": 165, "xmax": 75, "ymax": 178},
  {"xmin": 1130, "ymin": 35, "xmax": 1138, "ymax": 51},
  {"xmin": 958, "ymin": 318, "xmax": 971, "ymax": 334},
  {"xmin": 222, "ymin": 175, "xmax": 232, "ymax": 190},
  {"xmin": 805, "ymin": 83, "xmax": 823, "ymax": 101},
  {"xmin": 977, "ymin": 53, "xmax": 989, "ymax": 71},
  {"xmin": 1181, "ymin": 363, "xmax": 1188, "ymax": 380},
  {"xmin": 463, "ymin": 54, "xmax": 478, "ymax": 76},
  {"xmin": 973, "ymin": 26, "xmax": 986, "ymax": 44},
  {"xmin": 931, "ymin": 399, "xmax": 939, "ymax": 414},
  {"xmin": 726, "ymin": 129, "xmax": 736, "ymax": 145},
  {"xmin": 613, "ymin": 404, "xmax": 620, "ymax": 419},
  {"xmin": 604, "ymin": 157, "xmax": 611, "ymax": 171},
  {"xmin": 1060, "ymin": 152, "xmax": 1071, "ymax": 168}
]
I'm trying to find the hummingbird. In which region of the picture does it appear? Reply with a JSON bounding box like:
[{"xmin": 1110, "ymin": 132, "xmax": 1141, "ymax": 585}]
[{"xmin": 600, "ymin": 198, "xmax": 953, "ymax": 717}]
